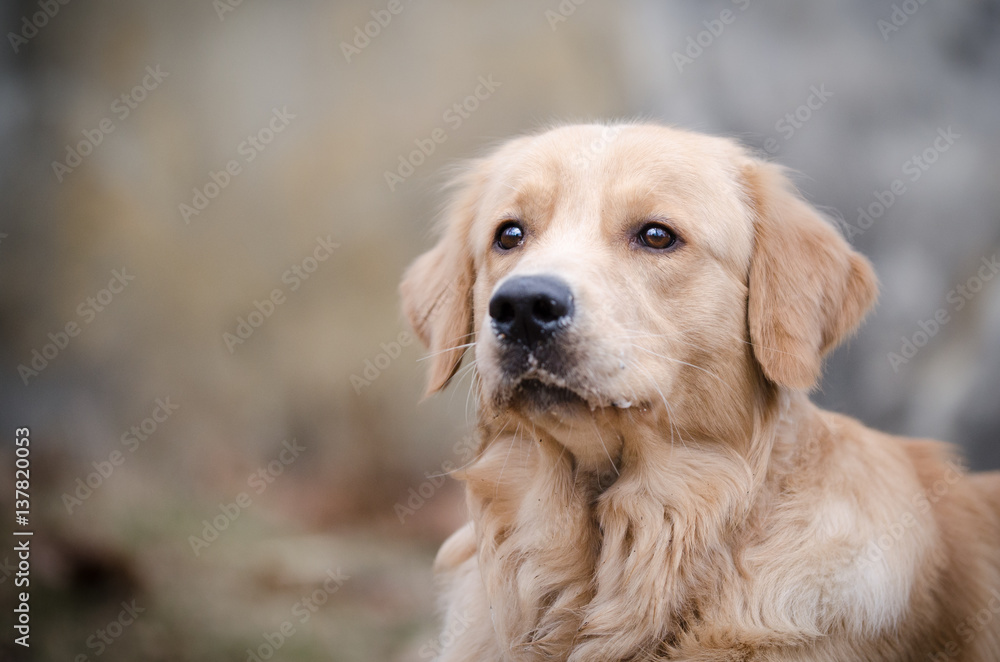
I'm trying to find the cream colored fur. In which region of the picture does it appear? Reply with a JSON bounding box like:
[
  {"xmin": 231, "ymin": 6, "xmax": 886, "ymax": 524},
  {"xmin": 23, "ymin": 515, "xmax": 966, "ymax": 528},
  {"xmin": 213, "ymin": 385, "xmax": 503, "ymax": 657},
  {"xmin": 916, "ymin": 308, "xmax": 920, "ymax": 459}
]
[{"xmin": 401, "ymin": 124, "xmax": 1000, "ymax": 661}]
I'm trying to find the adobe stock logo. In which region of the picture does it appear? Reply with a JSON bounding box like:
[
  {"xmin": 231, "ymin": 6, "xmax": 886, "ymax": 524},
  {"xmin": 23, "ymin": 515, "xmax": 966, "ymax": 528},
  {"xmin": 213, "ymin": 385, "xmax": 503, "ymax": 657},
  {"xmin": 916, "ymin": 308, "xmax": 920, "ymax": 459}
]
[
  {"xmin": 395, "ymin": 435, "xmax": 476, "ymax": 524},
  {"xmin": 835, "ymin": 127, "xmax": 960, "ymax": 241},
  {"xmin": 17, "ymin": 268, "xmax": 135, "ymax": 385},
  {"xmin": 52, "ymin": 65, "xmax": 169, "ymax": 182},
  {"xmin": 887, "ymin": 254, "xmax": 999, "ymax": 372},
  {"xmin": 62, "ymin": 397, "xmax": 179, "ymax": 514},
  {"xmin": 180, "ymin": 106, "xmax": 296, "ymax": 225},
  {"xmin": 877, "ymin": 0, "xmax": 928, "ymax": 41},
  {"xmin": 76, "ymin": 599, "xmax": 145, "ymax": 659},
  {"xmin": 545, "ymin": 0, "xmax": 587, "ymax": 31},
  {"xmin": 350, "ymin": 331, "xmax": 415, "ymax": 394},
  {"xmin": 223, "ymin": 235, "xmax": 339, "ymax": 354},
  {"xmin": 7, "ymin": 0, "xmax": 72, "ymax": 54},
  {"xmin": 188, "ymin": 438, "xmax": 306, "ymax": 557},
  {"xmin": 383, "ymin": 75, "xmax": 501, "ymax": 192},
  {"xmin": 214, "ymin": 0, "xmax": 244, "ymax": 21},
  {"xmin": 758, "ymin": 85, "xmax": 833, "ymax": 157},
  {"xmin": 339, "ymin": 0, "xmax": 411, "ymax": 62},
  {"xmin": 672, "ymin": 0, "xmax": 751, "ymax": 73}
]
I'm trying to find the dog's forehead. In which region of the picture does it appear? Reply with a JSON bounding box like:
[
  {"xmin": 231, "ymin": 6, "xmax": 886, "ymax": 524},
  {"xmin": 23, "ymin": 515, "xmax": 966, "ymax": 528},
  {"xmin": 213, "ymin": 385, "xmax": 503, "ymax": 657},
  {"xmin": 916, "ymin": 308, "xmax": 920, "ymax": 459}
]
[{"xmin": 480, "ymin": 125, "xmax": 754, "ymax": 269}]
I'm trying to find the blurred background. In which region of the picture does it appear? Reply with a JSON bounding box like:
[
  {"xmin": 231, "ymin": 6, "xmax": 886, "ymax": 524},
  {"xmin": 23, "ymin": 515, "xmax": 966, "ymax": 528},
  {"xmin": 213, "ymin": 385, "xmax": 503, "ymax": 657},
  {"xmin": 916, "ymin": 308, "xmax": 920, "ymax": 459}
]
[{"xmin": 1, "ymin": 0, "xmax": 998, "ymax": 660}]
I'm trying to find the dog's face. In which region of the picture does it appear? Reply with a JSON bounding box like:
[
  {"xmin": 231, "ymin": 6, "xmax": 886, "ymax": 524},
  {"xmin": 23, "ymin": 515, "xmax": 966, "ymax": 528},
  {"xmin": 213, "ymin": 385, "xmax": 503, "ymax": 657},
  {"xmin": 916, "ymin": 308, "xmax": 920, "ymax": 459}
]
[
  {"xmin": 468, "ymin": 127, "xmax": 757, "ymax": 438},
  {"xmin": 402, "ymin": 124, "xmax": 877, "ymax": 464}
]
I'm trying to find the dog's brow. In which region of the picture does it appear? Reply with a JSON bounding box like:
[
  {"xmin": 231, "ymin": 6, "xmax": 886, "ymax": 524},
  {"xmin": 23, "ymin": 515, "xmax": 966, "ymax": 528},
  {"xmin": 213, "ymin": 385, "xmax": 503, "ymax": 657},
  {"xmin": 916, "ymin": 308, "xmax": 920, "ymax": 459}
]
[{"xmin": 503, "ymin": 179, "xmax": 560, "ymax": 221}]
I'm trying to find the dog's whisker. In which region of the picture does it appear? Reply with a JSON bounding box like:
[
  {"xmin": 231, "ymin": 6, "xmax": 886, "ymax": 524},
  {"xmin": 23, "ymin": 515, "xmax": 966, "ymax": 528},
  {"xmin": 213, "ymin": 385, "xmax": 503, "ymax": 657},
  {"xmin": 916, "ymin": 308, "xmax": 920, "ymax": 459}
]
[
  {"xmin": 417, "ymin": 341, "xmax": 477, "ymax": 361},
  {"xmin": 465, "ymin": 371, "xmax": 476, "ymax": 427},
  {"xmin": 441, "ymin": 329, "xmax": 477, "ymax": 342},
  {"xmin": 627, "ymin": 343, "xmax": 738, "ymax": 397},
  {"xmin": 449, "ymin": 359, "xmax": 479, "ymax": 424},
  {"xmin": 444, "ymin": 358, "xmax": 478, "ymax": 417},
  {"xmin": 615, "ymin": 327, "xmax": 730, "ymax": 358}
]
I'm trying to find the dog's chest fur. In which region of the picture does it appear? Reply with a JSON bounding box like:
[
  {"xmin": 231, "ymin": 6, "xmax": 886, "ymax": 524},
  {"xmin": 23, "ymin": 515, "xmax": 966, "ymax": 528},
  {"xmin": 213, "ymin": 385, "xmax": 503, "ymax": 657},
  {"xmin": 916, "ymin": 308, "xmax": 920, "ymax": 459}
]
[{"xmin": 444, "ymin": 412, "xmax": 952, "ymax": 661}]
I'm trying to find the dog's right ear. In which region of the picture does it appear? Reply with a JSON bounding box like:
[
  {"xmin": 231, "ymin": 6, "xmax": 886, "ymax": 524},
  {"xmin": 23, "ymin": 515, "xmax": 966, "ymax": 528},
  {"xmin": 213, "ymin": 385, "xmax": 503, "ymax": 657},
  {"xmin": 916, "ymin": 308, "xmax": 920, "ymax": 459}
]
[{"xmin": 400, "ymin": 164, "xmax": 484, "ymax": 396}]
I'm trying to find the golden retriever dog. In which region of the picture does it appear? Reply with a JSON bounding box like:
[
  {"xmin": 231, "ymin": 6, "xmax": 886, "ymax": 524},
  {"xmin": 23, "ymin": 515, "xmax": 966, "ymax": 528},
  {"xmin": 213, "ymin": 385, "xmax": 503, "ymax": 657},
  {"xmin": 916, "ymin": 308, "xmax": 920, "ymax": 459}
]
[{"xmin": 400, "ymin": 124, "xmax": 1000, "ymax": 661}]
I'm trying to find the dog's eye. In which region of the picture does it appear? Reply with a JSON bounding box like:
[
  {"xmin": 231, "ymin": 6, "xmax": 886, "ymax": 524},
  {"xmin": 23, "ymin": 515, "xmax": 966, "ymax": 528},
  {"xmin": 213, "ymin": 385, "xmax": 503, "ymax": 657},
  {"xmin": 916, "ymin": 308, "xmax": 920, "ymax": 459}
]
[
  {"xmin": 637, "ymin": 222, "xmax": 678, "ymax": 250},
  {"xmin": 495, "ymin": 221, "xmax": 524, "ymax": 250}
]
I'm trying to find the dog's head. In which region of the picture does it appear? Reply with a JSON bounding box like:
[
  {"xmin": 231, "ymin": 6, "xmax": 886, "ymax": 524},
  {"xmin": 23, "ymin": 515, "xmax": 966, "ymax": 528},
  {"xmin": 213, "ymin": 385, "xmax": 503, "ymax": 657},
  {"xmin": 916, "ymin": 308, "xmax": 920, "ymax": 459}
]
[{"xmin": 401, "ymin": 124, "xmax": 876, "ymax": 462}]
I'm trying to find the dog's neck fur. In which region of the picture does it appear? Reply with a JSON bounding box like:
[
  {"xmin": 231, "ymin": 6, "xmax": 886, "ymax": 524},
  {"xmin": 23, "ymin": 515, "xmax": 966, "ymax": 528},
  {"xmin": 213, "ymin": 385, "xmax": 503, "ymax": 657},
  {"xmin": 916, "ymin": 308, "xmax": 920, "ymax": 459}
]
[{"xmin": 463, "ymin": 382, "xmax": 827, "ymax": 660}]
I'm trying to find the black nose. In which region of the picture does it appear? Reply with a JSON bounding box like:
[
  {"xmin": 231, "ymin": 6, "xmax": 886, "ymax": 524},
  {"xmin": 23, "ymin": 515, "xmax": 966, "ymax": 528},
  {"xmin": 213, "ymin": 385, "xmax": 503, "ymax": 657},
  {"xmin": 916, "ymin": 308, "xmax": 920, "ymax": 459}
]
[{"xmin": 489, "ymin": 275, "xmax": 574, "ymax": 348}]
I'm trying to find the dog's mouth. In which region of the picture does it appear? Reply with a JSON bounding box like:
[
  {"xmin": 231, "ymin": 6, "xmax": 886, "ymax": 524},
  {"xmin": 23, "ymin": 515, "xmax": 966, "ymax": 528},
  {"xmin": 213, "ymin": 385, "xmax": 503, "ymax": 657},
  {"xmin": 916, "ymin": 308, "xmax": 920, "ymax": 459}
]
[
  {"xmin": 487, "ymin": 340, "xmax": 645, "ymax": 415},
  {"xmin": 499, "ymin": 372, "xmax": 640, "ymax": 415},
  {"xmin": 512, "ymin": 378, "xmax": 589, "ymax": 411}
]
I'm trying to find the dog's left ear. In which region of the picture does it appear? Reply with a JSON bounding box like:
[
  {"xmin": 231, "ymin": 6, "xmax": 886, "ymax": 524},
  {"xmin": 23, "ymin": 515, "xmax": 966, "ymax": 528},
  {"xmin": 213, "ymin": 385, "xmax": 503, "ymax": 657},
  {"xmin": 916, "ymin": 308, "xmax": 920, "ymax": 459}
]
[
  {"xmin": 399, "ymin": 164, "xmax": 483, "ymax": 396},
  {"xmin": 744, "ymin": 161, "xmax": 878, "ymax": 390}
]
